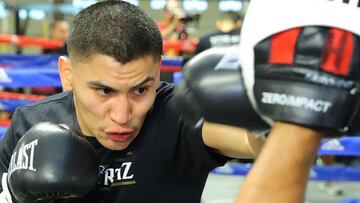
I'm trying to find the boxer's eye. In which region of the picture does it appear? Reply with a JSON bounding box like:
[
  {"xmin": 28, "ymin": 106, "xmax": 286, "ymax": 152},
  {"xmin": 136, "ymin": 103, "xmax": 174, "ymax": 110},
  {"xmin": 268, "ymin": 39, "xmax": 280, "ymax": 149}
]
[
  {"xmin": 96, "ymin": 88, "xmax": 114, "ymax": 96},
  {"xmin": 132, "ymin": 86, "xmax": 149, "ymax": 96},
  {"xmin": 88, "ymin": 81, "xmax": 116, "ymax": 97}
]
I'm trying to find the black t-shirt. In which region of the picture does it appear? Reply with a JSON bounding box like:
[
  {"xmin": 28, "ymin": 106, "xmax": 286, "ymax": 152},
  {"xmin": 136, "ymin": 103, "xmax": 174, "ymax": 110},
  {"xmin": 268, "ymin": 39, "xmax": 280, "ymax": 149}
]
[
  {"xmin": 0, "ymin": 82, "xmax": 229, "ymax": 203},
  {"xmin": 194, "ymin": 29, "xmax": 241, "ymax": 55}
]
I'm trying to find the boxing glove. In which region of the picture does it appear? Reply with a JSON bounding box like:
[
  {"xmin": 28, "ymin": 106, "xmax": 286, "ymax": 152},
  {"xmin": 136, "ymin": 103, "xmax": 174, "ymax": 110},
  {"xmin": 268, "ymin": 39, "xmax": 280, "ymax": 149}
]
[
  {"xmin": 172, "ymin": 46, "xmax": 270, "ymax": 133},
  {"xmin": 250, "ymin": 26, "xmax": 360, "ymax": 136},
  {"xmin": 238, "ymin": 0, "xmax": 360, "ymax": 136},
  {"xmin": 7, "ymin": 122, "xmax": 99, "ymax": 202}
]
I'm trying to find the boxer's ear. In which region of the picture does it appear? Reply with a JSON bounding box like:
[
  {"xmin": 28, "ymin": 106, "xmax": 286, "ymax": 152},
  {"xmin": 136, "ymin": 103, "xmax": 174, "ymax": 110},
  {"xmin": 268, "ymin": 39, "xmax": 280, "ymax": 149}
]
[{"xmin": 58, "ymin": 56, "xmax": 73, "ymax": 91}]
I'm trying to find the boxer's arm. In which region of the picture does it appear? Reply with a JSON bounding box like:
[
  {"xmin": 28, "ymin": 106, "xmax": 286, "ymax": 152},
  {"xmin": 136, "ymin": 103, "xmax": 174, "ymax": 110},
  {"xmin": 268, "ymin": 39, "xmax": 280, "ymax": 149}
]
[
  {"xmin": 202, "ymin": 121, "xmax": 265, "ymax": 158},
  {"xmin": 0, "ymin": 108, "xmax": 30, "ymax": 175},
  {"xmin": 0, "ymin": 125, "xmax": 15, "ymax": 175},
  {"xmin": 235, "ymin": 122, "xmax": 322, "ymax": 203}
]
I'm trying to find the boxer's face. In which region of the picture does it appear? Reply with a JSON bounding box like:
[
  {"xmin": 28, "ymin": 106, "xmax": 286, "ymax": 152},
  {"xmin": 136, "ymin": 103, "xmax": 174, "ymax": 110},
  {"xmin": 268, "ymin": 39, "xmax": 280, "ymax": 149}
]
[{"xmin": 59, "ymin": 54, "xmax": 161, "ymax": 150}]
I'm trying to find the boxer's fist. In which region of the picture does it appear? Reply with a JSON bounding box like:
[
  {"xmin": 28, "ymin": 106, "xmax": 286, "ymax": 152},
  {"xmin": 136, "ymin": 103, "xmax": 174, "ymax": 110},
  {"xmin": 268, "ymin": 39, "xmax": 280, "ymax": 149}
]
[
  {"xmin": 173, "ymin": 47, "xmax": 270, "ymax": 133},
  {"xmin": 7, "ymin": 122, "xmax": 98, "ymax": 202}
]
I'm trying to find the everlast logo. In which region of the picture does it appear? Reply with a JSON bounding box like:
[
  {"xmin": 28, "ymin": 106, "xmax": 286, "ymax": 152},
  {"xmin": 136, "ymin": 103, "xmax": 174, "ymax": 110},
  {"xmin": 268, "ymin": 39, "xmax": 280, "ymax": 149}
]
[
  {"xmin": 8, "ymin": 139, "xmax": 38, "ymax": 176},
  {"xmin": 99, "ymin": 162, "xmax": 135, "ymax": 186}
]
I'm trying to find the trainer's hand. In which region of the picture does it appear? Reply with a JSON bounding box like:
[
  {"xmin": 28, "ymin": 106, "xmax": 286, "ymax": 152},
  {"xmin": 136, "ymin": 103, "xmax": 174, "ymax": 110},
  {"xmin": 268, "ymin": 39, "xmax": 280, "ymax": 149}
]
[
  {"xmin": 7, "ymin": 122, "xmax": 98, "ymax": 203},
  {"xmin": 241, "ymin": 26, "xmax": 360, "ymax": 136}
]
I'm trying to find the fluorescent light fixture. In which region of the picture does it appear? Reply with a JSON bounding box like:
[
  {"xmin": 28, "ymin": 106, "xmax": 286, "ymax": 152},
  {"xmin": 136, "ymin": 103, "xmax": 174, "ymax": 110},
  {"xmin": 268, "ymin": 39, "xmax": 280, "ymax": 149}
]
[
  {"xmin": 29, "ymin": 9, "xmax": 46, "ymax": 20},
  {"xmin": 73, "ymin": 0, "xmax": 97, "ymax": 9},
  {"xmin": 19, "ymin": 9, "xmax": 28, "ymax": 20},
  {"xmin": 150, "ymin": 0, "xmax": 167, "ymax": 10},
  {"xmin": 183, "ymin": 0, "xmax": 208, "ymax": 12},
  {"xmin": 219, "ymin": 0, "xmax": 242, "ymax": 12},
  {"xmin": 0, "ymin": 2, "xmax": 8, "ymax": 19},
  {"xmin": 123, "ymin": 0, "xmax": 139, "ymax": 6},
  {"xmin": 19, "ymin": 9, "xmax": 46, "ymax": 20}
]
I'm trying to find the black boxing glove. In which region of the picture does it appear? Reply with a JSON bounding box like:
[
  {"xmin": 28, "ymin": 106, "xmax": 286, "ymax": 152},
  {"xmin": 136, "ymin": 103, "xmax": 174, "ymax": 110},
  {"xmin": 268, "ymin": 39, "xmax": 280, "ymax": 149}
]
[
  {"xmin": 7, "ymin": 122, "xmax": 98, "ymax": 203},
  {"xmin": 249, "ymin": 27, "xmax": 360, "ymax": 136},
  {"xmin": 172, "ymin": 47, "xmax": 270, "ymax": 134}
]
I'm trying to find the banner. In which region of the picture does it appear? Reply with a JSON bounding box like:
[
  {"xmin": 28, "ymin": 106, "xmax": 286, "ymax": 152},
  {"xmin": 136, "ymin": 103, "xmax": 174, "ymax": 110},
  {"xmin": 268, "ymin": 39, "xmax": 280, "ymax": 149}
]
[{"xmin": 0, "ymin": 54, "xmax": 183, "ymax": 87}]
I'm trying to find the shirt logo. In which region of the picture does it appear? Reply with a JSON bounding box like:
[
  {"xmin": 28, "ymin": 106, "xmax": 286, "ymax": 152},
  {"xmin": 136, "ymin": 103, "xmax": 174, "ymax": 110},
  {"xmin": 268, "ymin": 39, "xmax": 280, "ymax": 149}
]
[{"xmin": 99, "ymin": 162, "xmax": 136, "ymax": 187}]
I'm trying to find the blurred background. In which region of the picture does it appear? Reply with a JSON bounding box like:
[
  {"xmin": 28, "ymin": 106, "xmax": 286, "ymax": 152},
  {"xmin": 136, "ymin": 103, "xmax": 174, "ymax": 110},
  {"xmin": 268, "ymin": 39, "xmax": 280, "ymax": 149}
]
[{"xmin": 0, "ymin": 0, "xmax": 248, "ymax": 55}]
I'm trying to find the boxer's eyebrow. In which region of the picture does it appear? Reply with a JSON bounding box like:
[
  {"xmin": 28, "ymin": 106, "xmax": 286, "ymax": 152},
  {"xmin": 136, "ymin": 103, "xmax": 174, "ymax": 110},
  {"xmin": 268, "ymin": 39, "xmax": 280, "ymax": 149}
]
[
  {"xmin": 87, "ymin": 81, "xmax": 116, "ymax": 91},
  {"xmin": 129, "ymin": 77, "xmax": 155, "ymax": 91},
  {"xmin": 87, "ymin": 77, "xmax": 155, "ymax": 92}
]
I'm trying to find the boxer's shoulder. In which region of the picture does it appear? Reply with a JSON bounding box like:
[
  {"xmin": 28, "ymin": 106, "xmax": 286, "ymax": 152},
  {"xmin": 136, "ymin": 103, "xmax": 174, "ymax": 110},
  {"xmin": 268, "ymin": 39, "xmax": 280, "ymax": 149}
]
[
  {"xmin": 12, "ymin": 91, "xmax": 77, "ymax": 129},
  {"xmin": 16, "ymin": 91, "xmax": 73, "ymax": 113},
  {"xmin": 25, "ymin": 91, "xmax": 73, "ymax": 107},
  {"xmin": 153, "ymin": 81, "xmax": 176, "ymax": 107},
  {"xmin": 156, "ymin": 81, "xmax": 175, "ymax": 96}
]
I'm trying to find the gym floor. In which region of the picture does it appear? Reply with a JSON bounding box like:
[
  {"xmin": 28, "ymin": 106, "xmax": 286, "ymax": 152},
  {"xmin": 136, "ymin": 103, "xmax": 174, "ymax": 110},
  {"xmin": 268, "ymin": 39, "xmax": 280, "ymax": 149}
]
[{"xmin": 202, "ymin": 174, "xmax": 360, "ymax": 203}]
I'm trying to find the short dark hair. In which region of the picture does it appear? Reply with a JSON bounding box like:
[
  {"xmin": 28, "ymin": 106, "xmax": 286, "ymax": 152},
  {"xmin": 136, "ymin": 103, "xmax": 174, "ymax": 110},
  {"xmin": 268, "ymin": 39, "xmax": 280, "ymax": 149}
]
[{"xmin": 67, "ymin": 0, "xmax": 163, "ymax": 63}]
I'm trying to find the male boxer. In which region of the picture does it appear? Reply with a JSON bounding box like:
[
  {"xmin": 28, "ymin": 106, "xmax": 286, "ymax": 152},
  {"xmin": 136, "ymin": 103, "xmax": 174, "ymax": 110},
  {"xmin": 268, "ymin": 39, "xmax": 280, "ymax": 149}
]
[{"xmin": 0, "ymin": 1, "xmax": 265, "ymax": 202}]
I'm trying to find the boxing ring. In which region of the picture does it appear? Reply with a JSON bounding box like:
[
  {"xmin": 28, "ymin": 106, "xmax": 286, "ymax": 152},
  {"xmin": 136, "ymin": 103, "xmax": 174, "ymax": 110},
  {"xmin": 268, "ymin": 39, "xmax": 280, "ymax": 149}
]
[
  {"xmin": 0, "ymin": 54, "xmax": 359, "ymax": 202},
  {"xmin": 213, "ymin": 136, "xmax": 360, "ymax": 182}
]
